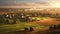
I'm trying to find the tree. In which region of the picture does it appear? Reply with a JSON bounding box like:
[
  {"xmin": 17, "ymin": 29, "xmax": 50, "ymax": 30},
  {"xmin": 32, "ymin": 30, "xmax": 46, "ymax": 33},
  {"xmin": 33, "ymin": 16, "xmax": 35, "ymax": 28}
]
[
  {"xmin": 53, "ymin": 25, "xmax": 57, "ymax": 29},
  {"xmin": 0, "ymin": 15, "xmax": 5, "ymax": 24},
  {"xmin": 29, "ymin": 27, "xmax": 34, "ymax": 31},
  {"xmin": 49, "ymin": 25, "xmax": 53, "ymax": 30},
  {"xmin": 24, "ymin": 28, "xmax": 28, "ymax": 31},
  {"xmin": 57, "ymin": 24, "xmax": 60, "ymax": 29},
  {"xmin": 6, "ymin": 19, "xmax": 9, "ymax": 24},
  {"xmin": 13, "ymin": 20, "xmax": 16, "ymax": 24}
]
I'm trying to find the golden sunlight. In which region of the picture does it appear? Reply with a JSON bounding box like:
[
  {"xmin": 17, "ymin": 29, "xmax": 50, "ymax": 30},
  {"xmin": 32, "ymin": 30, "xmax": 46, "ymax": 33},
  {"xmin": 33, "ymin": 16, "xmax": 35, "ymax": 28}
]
[{"xmin": 51, "ymin": 2, "xmax": 60, "ymax": 8}]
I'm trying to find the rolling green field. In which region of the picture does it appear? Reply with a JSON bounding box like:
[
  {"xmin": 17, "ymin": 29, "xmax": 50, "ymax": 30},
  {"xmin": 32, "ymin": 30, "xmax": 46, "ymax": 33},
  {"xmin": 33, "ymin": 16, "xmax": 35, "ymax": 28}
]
[
  {"xmin": 0, "ymin": 21, "xmax": 49, "ymax": 32},
  {"xmin": 0, "ymin": 17, "xmax": 60, "ymax": 32}
]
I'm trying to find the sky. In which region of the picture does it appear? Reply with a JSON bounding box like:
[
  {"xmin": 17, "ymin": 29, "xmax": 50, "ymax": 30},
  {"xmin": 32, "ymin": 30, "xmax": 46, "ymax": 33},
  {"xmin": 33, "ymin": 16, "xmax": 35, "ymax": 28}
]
[{"xmin": 0, "ymin": 0, "xmax": 60, "ymax": 8}]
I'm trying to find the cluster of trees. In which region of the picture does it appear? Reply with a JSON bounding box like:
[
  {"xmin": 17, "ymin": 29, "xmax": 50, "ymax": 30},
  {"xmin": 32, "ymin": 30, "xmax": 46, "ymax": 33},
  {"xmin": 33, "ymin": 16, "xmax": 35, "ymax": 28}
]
[
  {"xmin": 0, "ymin": 13, "xmax": 32, "ymax": 24},
  {"xmin": 0, "ymin": 11, "xmax": 60, "ymax": 24},
  {"xmin": 0, "ymin": 8, "xmax": 60, "ymax": 19},
  {"xmin": 24, "ymin": 27, "xmax": 34, "ymax": 31},
  {"xmin": 49, "ymin": 24, "xmax": 60, "ymax": 30},
  {"xmin": 0, "ymin": 13, "xmax": 17, "ymax": 24}
]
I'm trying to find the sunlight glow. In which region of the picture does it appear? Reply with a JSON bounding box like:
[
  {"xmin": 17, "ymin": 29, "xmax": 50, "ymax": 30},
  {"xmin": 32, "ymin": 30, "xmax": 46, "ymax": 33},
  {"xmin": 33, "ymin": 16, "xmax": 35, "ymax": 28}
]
[{"xmin": 51, "ymin": 2, "xmax": 60, "ymax": 8}]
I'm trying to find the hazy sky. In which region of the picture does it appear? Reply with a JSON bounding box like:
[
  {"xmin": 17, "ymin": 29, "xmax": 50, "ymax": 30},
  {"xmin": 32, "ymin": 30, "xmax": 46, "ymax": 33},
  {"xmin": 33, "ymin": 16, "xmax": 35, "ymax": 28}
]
[
  {"xmin": 0, "ymin": 0, "xmax": 50, "ymax": 4},
  {"xmin": 0, "ymin": 0, "xmax": 60, "ymax": 8}
]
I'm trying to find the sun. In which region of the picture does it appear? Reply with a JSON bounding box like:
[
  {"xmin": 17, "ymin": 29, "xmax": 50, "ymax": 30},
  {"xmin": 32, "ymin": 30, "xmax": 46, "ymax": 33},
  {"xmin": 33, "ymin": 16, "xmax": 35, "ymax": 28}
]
[{"xmin": 51, "ymin": 2, "xmax": 60, "ymax": 8}]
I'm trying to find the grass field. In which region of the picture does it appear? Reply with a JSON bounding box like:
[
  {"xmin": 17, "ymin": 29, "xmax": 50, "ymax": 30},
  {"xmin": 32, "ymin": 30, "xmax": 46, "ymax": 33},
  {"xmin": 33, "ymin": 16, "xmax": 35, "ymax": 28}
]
[
  {"xmin": 0, "ymin": 21, "xmax": 49, "ymax": 32},
  {"xmin": 0, "ymin": 17, "xmax": 60, "ymax": 32}
]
